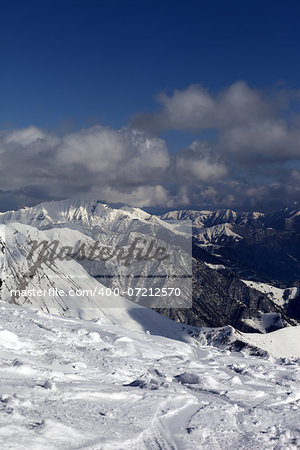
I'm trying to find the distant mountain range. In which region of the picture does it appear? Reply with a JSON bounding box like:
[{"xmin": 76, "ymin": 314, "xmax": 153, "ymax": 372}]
[
  {"xmin": 162, "ymin": 207, "xmax": 300, "ymax": 285},
  {"xmin": 0, "ymin": 198, "xmax": 299, "ymax": 333}
]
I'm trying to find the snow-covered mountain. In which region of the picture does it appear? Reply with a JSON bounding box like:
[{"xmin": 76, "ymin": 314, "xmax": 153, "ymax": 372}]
[
  {"xmin": 0, "ymin": 198, "xmax": 299, "ymax": 333},
  {"xmin": 0, "ymin": 221, "xmax": 192, "ymax": 341},
  {"xmin": 163, "ymin": 206, "xmax": 300, "ymax": 328},
  {"xmin": 0, "ymin": 198, "xmax": 186, "ymax": 240},
  {"xmin": 1, "ymin": 218, "xmax": 297, "ymax": 354},
  {"xmin": 1, "ymin": 217, "xmax": 297, "ymax": 356},
  {"xmin": 193, "ymin": 223, "xmax": 243, "ymax": 246},
  {"xmin": 0, "ymin": 199, "xmax": 300, "ymax": 448},
  {"xmin": 163, "ymin": 207, "xmax": 300, "ymax": 286},
  {"xmin": 161, "ymin": 208, "xmax": 265, "ymax": 228},
  {"xmin": 0, "ymin": 198, "xmax": 193, "ymax": 313},
  {"xmin": 161, "ymin": 207, "xmax": 300, "ymax": 231}
]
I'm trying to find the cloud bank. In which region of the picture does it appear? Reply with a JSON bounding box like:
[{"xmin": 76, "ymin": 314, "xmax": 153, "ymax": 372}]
[
  {"xmin": 132, "ymin": 82, "xmax": 300, "ymax": 162},
  {"xmin": 1, "ymin": 82, "xmax": 300, "ymax": 212}
]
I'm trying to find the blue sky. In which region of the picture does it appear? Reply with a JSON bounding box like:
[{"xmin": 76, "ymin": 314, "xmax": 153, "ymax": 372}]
[
  {"xmin": 1, "ymin": 0, "xmax": 300, "ymax": 211},
  {"xmin": 2, "ymin": 0, "xmax": 300, "ymax": 130}
]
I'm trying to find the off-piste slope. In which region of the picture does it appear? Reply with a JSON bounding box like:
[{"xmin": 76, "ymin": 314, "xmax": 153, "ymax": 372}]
[
  {"xmin": 0, "ymin": 222, "xmax": 189, "ymax": 341},
  {"xmin": 0, "ymin": 301, "xmax": 299, "ymax": 449}
]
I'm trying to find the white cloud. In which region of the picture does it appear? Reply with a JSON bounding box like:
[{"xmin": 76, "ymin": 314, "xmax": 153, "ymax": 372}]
[
  {"xmin": 89, "ymin": 185, "xmax": 172, "ymax": 207},
  {"xmin": 0, "ymin": 125, "xmax": 174, "ymax": 208},
  {"xmin": 221, "ymin": 119, "xmax": 300, "ymax": 161},
  {"xmin": 57, "ymin": 126, "xmax": 170, "ymax": 184},
  {"xmin": 0, "ymin": 90, "xmax": 299, "ymax": 211},
  {"xmin": 132, "ymin": 82, "xmax": 300, "ymax": 162},
  {"xmin": 4, "ymin": 126, "xmax": 46, "ymax": 146},
  {"xmin": 132, "ymin": 82, "xmax": 273, "ymax": 132},
  {"xmin": 175, "ymin": 141, "xmax": 228, "ymax": 183}
]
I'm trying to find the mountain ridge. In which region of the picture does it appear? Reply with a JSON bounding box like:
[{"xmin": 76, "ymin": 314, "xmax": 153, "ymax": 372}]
[{"xmin": 0, "ymin": 198, "xmax": 299, "ymax": 332}]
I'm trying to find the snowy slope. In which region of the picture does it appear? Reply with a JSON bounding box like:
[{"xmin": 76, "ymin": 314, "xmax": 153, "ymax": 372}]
[
  {"xmin": 241, "ymin": 326, "xmax": 300, "ymax": 358},
  {"xmin": 191, "ymin": 324, "xmax": 300, "ymax": 358},
  {"xmin": 193, "ymin": 223, "xmax": 243, "ymax": 246},
  {"xmin": 242, "ymin": 280, "xmax": 298, "ymax": 307},
  {"xmin": 0, "ymin": 301, "xmax": 300, "ymax": 450},
  {"xmin": 1, "ymin": 217, "xmax": 192, "ymax": 307},
  {"xmin": 0, "ymin": 222, "xmax": 190, "ymax": 341}
]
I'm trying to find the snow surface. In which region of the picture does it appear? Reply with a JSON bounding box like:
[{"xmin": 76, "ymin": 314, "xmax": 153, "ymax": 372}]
[
  {"xmin": 204, "ymin": 262, "xmax": 226, "ymax": 270},
  {"xmin": 242, "ymin": 326, "xmax": 300, "ymax": 358},
  {"xmin": 0, "ymin": 301, "xmax": 300, "ymax": 450}
]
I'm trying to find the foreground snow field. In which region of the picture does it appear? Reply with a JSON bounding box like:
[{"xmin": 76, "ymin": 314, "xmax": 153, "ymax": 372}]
[{"xmin": 0, "ymin": 301, "xmax": 300, "ymax": 450}]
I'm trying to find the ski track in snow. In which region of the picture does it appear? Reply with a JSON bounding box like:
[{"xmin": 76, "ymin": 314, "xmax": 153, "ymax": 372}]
[{"xmin": 0, "ymin": 301, "xmax": 300, "ymax": 450}]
